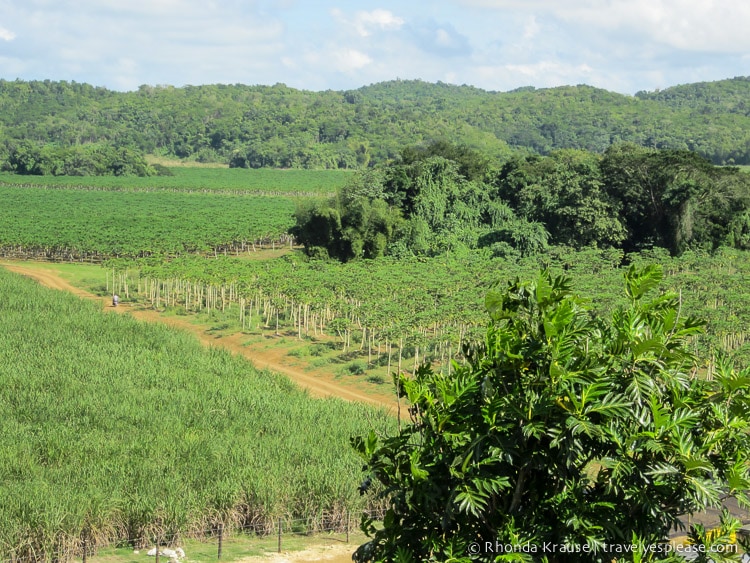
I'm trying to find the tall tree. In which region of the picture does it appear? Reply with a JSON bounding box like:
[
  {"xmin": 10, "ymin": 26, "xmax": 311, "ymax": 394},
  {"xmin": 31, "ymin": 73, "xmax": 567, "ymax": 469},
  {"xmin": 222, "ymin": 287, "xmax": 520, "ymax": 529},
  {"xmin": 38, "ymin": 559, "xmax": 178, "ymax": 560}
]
[
  {"xmin": 600, "ymin": 143, "xmax": 749, "ymax": 253},
  {"xmin": 493, "ymin": 150, "xmax": 625, "ymax": 248}
]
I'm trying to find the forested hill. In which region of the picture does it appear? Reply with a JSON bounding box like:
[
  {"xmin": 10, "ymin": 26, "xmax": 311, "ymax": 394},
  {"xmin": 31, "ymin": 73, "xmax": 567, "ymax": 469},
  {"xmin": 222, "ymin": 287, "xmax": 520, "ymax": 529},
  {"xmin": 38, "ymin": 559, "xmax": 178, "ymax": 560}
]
[
  {"xmin": 635, "ymin": 77, "xmax": 750, "ymax": 113},
  {"xmin": 1, "ymin": 76, "xmax": 749, "ymax": 168}
]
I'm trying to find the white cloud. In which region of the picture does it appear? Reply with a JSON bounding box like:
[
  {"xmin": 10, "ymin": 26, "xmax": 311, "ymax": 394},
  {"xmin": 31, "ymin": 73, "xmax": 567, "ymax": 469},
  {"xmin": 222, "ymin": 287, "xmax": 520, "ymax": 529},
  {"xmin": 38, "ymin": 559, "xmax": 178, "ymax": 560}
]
[
  {"xmin": 0, "ymin": 26, "xmax": 15, "ymax": 41},
  {"xmin": 522, "ymin": 16, "xmax": 539, "ymax": 40},
  {"xmin": 332, "ymin": 48, "xmax": 373, "ymax": 72},
  {"xmin": 0, "ymin": 0, "xmax": 288, "ymax": 88},
  {"xmin": 435, "ymin": 29, "xmax": 453, "ymax": 47},
  {"xmin": 332, "ymin": 8, "xmax": 404, "ymax": 37},
  {"xmin": 356, "ymin": 9, "xmax": 404, "ymax": 36},
  {"xmin": 506, "ymin": 60, "xmax": 593, "ymax": 80},
  {"xmin": 459, "ymin": 0, "xmax": 564, "ymax": 8},
  {"xmin": 565, "ymin": 1, "xmax": 750, "ymax": 53},
  {"xmin": 473, "ymin": 60, "xmax": 596, "ymax": 90},
  {"xmin": 75, "ymin": 0, "xmax": 197, "ymax": 17},
  {"xmin": 458, "ymin": 0, "xmax": 750, "ymax": 53},
  {"xmin": 112, "ymin": 58, "xmax": 139, "ymax": 90},
  {"xmin": 408, "ymin": 20, "xmax": 472, "ymax": 57}
]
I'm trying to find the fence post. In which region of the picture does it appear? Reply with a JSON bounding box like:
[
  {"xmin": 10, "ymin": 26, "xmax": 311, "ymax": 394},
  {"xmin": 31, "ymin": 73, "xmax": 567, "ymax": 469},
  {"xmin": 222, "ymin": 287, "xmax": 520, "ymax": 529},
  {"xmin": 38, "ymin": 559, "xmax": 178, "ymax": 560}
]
[
  {"xmin": 82, "ymin": 537, "xmax": 87, "ymax": 563},
  {"xmin": 217, "ymin": 523, "xmax": 223, "ymax": 560},
  {"xmin": 155, "ymin": 537, "xmax": 160, "ymax": 563},
  {"xmin": 346, "ymin": 510, "xmax": 350, "ymax": 544},
  {"xmin": 277, "ymin": 518, "xmax": 282, "ymax": 553}
]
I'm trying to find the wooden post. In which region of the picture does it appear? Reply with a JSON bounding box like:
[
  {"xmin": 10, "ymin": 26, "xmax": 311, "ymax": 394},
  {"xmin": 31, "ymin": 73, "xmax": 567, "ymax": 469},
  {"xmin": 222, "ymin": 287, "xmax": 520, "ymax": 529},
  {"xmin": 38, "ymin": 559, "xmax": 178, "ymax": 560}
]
[
  {"xmin": 277, "ymin": 518, "xmax": 282, "ymax": 553},
  {"xmin": 82, "ymin": 538, "xmax": 87, "ymax": 563},
  {"xmin": 346, "ymin": 510, "xmax": 350, "ymax": 543},
  {"xmin": 217, "ymin": 523, "xmax": 223, "ymax": 560},
  {"xmin": 155, "ymin": 537, "xmax": 160, "ymax": 563}
]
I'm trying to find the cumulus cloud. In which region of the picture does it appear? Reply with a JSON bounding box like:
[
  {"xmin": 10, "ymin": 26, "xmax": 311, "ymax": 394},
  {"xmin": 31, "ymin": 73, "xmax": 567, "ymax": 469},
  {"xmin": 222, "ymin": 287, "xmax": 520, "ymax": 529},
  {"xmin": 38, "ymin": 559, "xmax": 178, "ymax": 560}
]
[
  {"xmin": 331, "ymin": 8, "xmax": 404, "ymax": 37},
  {"xmin": 332, "ymin": 48, "xmax": 373, "ymax": 72},
  {"xmin": 506, "ymin": 60, "xmax": 593, "ymax": 81},
  {"xmin": 70, "ymin": 0, "xmax": 222, "ymax": 18},
  {"xmin": 522, "ymin": 16, "xmax": 540, "ymax": 40},
  {"xmin": 0, "ymin": 26, "xmax": 15, "ymax": 41},
  {"xmin": 457, "ymin": 0, "xmax": 750, "ymax": 52},
  {"xmin": 408, "ymin": 20, "xmax": 471, "ymax": 57},
  {"xmin": 0, "ymin": 0, "xmax": 287, "ymax": 89},
  {"xmin": 473, "ymin": 60, "xmax": 595, "ymax": 90},
  {"xmin": 565, "ymin": 1, "xmax": 750, "ymax": 53}
]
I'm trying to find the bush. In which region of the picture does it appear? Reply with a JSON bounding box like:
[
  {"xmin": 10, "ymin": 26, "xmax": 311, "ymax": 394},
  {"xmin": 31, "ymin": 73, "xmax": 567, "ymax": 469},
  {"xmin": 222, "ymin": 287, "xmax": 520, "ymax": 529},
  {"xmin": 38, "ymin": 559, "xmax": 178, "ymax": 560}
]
[
  {"xmin": 309, "ymin": 343, "xmax": 335, "ymax": 356},
  {"xmin": 151, "ymin": 163, "xmax": 174, "ymax": 176},
  {"xmin": 346, "ymin": 361, "xmax": 367, "ymax": 376}
]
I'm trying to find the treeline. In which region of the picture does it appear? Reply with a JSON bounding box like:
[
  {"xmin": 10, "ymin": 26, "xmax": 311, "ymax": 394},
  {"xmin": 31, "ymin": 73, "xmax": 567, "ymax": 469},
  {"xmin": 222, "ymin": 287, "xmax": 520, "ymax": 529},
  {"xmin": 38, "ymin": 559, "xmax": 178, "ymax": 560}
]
[
  {"xmin": 292, "ymin": 142, "xmax": 750, "ymax": 259},
  {"xmin": 0, "ymin": 77, "xmax": 750, "ymax": 168},
  {"xmin": 1, "ymin": 140, "xmax": 164, "ymax": 177}
]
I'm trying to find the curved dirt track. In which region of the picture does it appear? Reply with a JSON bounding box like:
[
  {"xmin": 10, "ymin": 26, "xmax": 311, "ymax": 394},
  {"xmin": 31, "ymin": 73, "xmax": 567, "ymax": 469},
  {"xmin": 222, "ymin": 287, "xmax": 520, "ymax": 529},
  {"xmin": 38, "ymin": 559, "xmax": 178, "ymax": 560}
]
[{"xmin": 2, "ymin": 263, "xmax": 396, "ymax": 411}]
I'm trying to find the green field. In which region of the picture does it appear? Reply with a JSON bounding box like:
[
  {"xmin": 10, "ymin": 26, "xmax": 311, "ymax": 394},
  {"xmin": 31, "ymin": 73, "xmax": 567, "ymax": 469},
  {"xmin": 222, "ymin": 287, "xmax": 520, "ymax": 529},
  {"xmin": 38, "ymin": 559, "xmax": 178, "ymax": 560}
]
[
  {"xmin": 0, "ymin": 267, "xmax": 391, "ymax": 560},
  {"xmin": 0, "ymin": 167, "xmax": 352, "ymax": 259},
  {"xmin": 0, "ymin": 167, "xmax": 351, "ymax": 194},
  {"xmin": 0, "ymin": 185, "xmax": 299, "ymax": 259}
]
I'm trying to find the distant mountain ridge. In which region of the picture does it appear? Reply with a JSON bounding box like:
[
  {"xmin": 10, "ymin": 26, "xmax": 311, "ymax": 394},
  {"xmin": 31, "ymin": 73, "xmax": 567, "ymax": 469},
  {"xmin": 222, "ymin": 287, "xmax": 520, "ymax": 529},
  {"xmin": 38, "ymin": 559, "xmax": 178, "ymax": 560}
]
[{"xmin": 1, "ymin": 76, "xmax": 748, "ymax": 167}]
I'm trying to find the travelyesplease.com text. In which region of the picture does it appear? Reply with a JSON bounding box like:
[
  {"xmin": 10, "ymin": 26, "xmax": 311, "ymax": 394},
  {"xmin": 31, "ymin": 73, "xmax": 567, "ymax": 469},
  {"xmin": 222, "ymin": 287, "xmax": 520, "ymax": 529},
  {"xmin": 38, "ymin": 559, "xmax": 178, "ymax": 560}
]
[{"xmin": 467, "ymin": 540, "xmax": 737, "ymax": 557}]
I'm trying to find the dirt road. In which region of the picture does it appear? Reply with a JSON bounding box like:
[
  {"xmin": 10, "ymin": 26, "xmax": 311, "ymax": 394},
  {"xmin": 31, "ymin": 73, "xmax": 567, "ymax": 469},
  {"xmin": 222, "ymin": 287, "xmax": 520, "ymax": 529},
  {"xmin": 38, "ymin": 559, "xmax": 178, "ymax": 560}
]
[
  {"xmin": 2, "ymin": 262, "xmax": 396, "ymax": 411},
  {"xmin": 236, "ymin": 544, "xmax": 355, "ymax": 563}
]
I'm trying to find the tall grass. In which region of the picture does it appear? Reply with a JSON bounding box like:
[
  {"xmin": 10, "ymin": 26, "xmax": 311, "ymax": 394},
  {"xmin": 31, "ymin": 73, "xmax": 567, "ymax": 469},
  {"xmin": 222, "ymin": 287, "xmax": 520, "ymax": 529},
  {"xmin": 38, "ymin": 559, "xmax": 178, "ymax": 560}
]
[{"xmin": 0, "ymin": 268, "xmax": 392, "ymax": 560}]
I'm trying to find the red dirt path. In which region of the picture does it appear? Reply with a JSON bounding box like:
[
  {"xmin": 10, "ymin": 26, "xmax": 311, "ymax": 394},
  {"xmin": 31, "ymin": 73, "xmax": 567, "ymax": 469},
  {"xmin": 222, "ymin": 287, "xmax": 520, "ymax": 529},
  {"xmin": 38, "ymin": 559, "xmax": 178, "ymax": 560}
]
[{"xmin": 2, "ymin": 262, "xmax": 397, "ymax": 412}]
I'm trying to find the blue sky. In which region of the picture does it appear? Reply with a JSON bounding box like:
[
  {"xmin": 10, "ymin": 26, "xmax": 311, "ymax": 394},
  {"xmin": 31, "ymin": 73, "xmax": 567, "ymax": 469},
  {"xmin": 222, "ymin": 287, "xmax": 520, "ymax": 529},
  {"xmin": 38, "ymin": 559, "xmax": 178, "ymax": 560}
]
[{"xmin": 0, "ymin": 0, "xmax": 748, "ymax": 94}]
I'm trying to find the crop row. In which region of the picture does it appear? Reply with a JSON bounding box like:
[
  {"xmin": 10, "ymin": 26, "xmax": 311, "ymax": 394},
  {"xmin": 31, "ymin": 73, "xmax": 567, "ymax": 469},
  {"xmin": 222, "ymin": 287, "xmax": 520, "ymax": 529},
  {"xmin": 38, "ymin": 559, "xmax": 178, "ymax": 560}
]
[
  {"xmin": 107, "ymin": 247, "xmax": 750, "ymax": 372},
  {"xmin": 0, "ymin": 186, "xmax": 298, "ymax": 259},
  {"xmin": 0, "ymin": 268, "xmax": 392, "ymax": 560},
  {"xmin": 0, "ymin": 167, "xmax": 351, "ymax": 194}
]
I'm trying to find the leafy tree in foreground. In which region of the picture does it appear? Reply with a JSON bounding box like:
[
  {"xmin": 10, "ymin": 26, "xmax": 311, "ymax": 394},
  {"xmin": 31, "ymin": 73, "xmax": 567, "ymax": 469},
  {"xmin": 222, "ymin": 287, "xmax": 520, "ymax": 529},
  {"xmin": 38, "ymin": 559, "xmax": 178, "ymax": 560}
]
[{"xmin": 353, "ymin": 266, "xmax": 750, "ymax": 562}]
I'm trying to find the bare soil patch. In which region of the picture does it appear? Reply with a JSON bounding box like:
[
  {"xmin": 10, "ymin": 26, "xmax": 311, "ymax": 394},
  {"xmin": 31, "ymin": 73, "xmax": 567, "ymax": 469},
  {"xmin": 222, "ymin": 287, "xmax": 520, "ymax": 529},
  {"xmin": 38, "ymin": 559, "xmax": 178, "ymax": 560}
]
[{"xmin": 234, "ymin": 543, "xmax": 354, "ymax": 563}]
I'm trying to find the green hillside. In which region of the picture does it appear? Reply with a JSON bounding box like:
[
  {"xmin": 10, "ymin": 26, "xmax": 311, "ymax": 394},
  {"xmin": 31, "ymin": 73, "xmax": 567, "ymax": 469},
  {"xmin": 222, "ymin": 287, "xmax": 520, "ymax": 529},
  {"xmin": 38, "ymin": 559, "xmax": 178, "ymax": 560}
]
[{"xmin": 1, "ymin": 77, "xmax": 749, "ymax": 169}]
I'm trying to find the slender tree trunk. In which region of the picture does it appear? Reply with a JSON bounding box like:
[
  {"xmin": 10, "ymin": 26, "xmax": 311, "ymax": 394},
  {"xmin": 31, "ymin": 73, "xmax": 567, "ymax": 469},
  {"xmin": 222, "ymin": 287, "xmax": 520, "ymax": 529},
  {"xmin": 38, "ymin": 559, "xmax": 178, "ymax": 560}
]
[{"xmin": 398, "ymin": 337, "xmax": 403, "ymax": 375}]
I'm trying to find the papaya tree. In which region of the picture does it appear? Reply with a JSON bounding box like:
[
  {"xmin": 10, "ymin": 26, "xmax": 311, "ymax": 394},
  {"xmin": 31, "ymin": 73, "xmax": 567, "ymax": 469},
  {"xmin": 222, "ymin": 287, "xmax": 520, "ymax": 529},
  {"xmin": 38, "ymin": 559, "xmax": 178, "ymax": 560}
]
[{"xmin": 353, "ymin": 266, "xmax": 750, "ymax": 562}]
